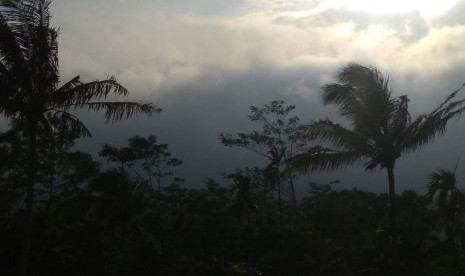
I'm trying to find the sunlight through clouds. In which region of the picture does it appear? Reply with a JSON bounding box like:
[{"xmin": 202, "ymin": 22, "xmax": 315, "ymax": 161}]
[
  {"xmin": 317, "ymin": 0, "xmax": 458, "ymax": 17},
  {"xmin": 244, "ymin": 0, "xmax": 312, "ymax": 11},
  {"xmin": 245, "ymin": 0, "xmax": 459, "ymax": 18},
  {"xmin": 54, "ymin": 0, "xmax": 465, "ymax": 97}
]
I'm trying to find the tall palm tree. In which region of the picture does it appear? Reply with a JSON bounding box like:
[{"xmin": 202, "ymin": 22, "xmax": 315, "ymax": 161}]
[
  {"xmin": 0, "ymin": 1, "xmax": 158, "ymax": 275},
  {"xmin": 427, "ymin": 167, "xmax": 464, "ymax": 253},
  {"xmin": 292, "ymin": 63, "xmax": 465, "ymax": 239}
]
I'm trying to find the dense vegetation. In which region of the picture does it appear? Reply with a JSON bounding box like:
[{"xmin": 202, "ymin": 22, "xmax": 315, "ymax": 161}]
[
  {"xmin": 2, "ymin": 100, "xmax": 465, "ymax": 275},
  {"xmin": 2, "ymin": 1, "xmax": 465, "ymax": 275}
]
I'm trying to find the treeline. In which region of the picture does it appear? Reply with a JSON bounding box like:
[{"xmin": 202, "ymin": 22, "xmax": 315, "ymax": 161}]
[{"xmin": 0, "ymin": 112, "xmax": 464, "ymax": 275}]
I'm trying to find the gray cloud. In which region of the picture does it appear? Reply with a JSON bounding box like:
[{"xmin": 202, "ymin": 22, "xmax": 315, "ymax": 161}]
[
  {"xmin": 44, "ymin": 0, "xmax": 465, "ymax": 194},
  {"xmin": 72, "ymin": 60, "xmax": 465, "ymax": 194},
  {"xmin": 53, "ymin": 0, "xmax": 465, "ymax": 98}
]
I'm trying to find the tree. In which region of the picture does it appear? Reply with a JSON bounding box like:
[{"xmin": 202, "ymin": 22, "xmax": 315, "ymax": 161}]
[
  {"xmin": 292, "ymin": 63, "xmax": 465, "ymax": 247},
  {"xmin": 100, "ymin": 135, "xmax": 183, "ymax": 195},
  {"xmin": 224, "ymin": 168, "xmax": 266, "ymax": 228},
  {"xmin": 0, "ymin": 116, "xmax": 100, "ymax": 208},
  {"xmin": 219, "ymin": 100, "xmax": 309, "ymax": 210},
  {"xmin": 427, "ymin": 168, "xmax": 465, "ymax": 254},
  {"xmin": 301, "ymin": 184, "xmax": 388, "ymax": 273},
  {"xmin": 0, "ymin": 1, "xmax": 158, "ymax": 274}
]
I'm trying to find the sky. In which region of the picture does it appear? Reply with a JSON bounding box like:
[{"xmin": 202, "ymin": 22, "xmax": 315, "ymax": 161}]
[{"xmin": 43, "ymin": 0, "xmax": 465, "ymax": 194}]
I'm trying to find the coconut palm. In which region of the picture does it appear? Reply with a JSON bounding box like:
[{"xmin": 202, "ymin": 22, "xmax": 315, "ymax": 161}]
[
  {"xmin": 292, "ymin": 63, "xmax": 465, "ymax": 239},
  {"xmin": 0, "ymin": 1, "xmax": 157, "ymax": 274},
  {"xmin": 427, "ymin": 168, "xmax": 464, "ymax": 253}
]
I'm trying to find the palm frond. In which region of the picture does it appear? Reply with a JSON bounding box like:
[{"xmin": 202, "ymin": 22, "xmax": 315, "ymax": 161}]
[
  {"xmin": 433, "ymin": 83, "xmax": 465, "ymax": 113},
  {"xmin": 388, "ymin": 96, "xmax": 410, "ymax": 128},
  {"xmin": 388, "ymin": 95, "xmax": 411, "ymax": 147},
  {"xmin": 403, "ymin": 94, "xmax": 465, "ymax": 153},
  {"xmin": 337, "ymin": 63, "xmax": 390, "ymax": 101},
  {"xmin": 309, "ymin": 118, "xmax": 374, "ymax": 153},
  {"xmin": 427, "ymin": 169, "xmax": 454, "ymax": 195},
  {"xmin": 322, "ymin": 63, "xmax": 393, "ymax": 142},
  {"xmin": 0, "ymin": 1, "xmax": 50, "ymax": 28},
  {"xmin": 31, "ymin": 24, "xmax": 59, "ymax": 95},
  {"xmin": 48, "ymin": 110, "xmax": 92, "ymax": 137},
  {"xmin": 52, "ymin": 77, "xmax": 129, "ymax": 106},
  {"xmin": 54, "ymin": 76, "xmax": 81, "ymax": 94},
  {"xmin": 322, "ymin": 83, "xmax": 354, "ymax": 106},
  {"xmin": 426, "ymin": 169, "xmax": 461, "ymax": 219},
  {"xmin": 322, "ymin": 83, "xmax": 370, "ymax": 122},
  {"xmin": 338, "ymin": 62, "xmax": 371, "ymax": 85},
  {"xmin": 0, "ymin": 0, "xmax": 58, "ymax": 96},
  {"xmin": 58, "ymin": 101, "xmax": 159, "ymax": 123},
  {"xmin": 0, "ymin": 16, "xmax": 25, "ymax": 73},
  {"xmin": 290, "ymin": 146, "xmax": 363, "ymax": 173},
  {"xmin": 0, "ymin": 0, "xmax": 51, "ymax": 59}
]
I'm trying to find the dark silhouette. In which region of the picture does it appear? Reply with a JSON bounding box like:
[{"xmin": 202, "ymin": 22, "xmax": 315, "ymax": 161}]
[
  {"xmin": 291, "ymin": 63, "xmax": 465, "ymax": 258},
  {"xmin": 0, "ymin": 1, "xmax": 157, "ymax": 274},
  {"xmin": 2, "ymin": 2, "xmax": 465, "ymax": 274},
  {"xmin": 100, "ymin": 135, "xmax": 183, "ymax": 194},
  {"xmin": 219, "ymin": 100, "xmax": 309, "ymax": 210},
  {"xmin": 0, "ymin": 123, "xmax": 464, "ymax": 274},
  {"xmin": 427, "ymin": 166, "xmax": 465, "ymax": 254}
]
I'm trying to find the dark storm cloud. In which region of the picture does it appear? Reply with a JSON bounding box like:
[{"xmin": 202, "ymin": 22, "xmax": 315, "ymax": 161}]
[
  {"xmin": 76, "ymin": 64, "xmax": 329, "ymax": 189},
  {"xmin": 73, "ymin": 59, "xmax": 465, "ymax": 194}
]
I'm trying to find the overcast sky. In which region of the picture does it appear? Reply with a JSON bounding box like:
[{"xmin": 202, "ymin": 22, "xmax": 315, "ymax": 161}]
[{"xmin": 44, "ymin": 0, "xmax": 465, "ymax": 194}]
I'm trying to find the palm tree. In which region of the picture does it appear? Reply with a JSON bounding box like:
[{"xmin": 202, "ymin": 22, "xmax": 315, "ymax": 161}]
[
  {"xmin": 0, "ymin": 1, "xmax": 158, "ymax": 275},
  {"xmin": 292, "ymin": 63, "xmax": 465, "ymax": 240},
  {"xmin": 427, "ymin": 167, "xmax": 464, "ymax": 253}
]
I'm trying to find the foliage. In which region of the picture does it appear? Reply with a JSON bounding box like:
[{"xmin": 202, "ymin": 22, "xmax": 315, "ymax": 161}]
[
  {"xmin": 1, "ymin": 117, "xmax": 100, "ymax": 201},
  {"xmin": 291, "ymin": 63, "xmax": 465, "ymax": 247},
  {"xmin": 220, "ymin": 100, "xmax": 310, "ymax": 207},
  {"xmin": 1, "ymin": 132, "xmax": 464, "ymax": 275},
  {"xmin": 223, "ymin": 168, "xmax": 269, "ymax": 228},
  {"xmin": 0, "ymin": 1, "xmax": 157, "ymax": 273},
  {"xmin": 1, "ymin": 3, "xmax": 464, "ymax": 272},
  {"xmin": 427, "ymin": 168, "xmax": 465, "ymax": 254},
  {"xmin": 100, "ymin": 135, "xmax": 183, "ymax": 194}
]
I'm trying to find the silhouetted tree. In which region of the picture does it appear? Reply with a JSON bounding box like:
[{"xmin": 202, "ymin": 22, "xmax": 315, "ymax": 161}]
[
  {"xmin": 302, "ymin": 184, "xmax": 388, "ymax": 273},
  {"xmin": 219, "ymin": 100, "xmax": 309, "ymax": 210},
  {"xmin": 0, "ymin": 1, "xmax": 157, "ymax": 274},
  {"xmin": 0, "ymin": 117, "xmax": 100, "ymax": 207},
  {"xmin": 292, "ymin": 63, "xmax": 465, "ymax": 243},
  {"xmin": 427, "ymin": 168, "xmax": 465, "ymax": 254},
  {"xmin": 224, "ymin": 168, "xmax": 267, "ymax": 228},
  {"xmin": 100, "ymin": 135, "xmax": 183, "ymax": 194}
]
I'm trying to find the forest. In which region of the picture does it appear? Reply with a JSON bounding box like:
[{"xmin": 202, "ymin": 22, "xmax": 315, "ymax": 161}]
[{"xmin": 2, "ymin": 1, "xmax": 465, "ymax": 275}]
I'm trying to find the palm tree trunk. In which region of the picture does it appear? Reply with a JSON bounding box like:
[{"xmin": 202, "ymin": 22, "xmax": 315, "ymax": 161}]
[
  {"xmin": 276, "ymin": 177, "xmax": 282, "ymax": 211},
  {"xmin": 387, "ymin": 165, "xmax": 397, "ymax": 237},
  {"xmin": 386, "ymin": 163, "xmax": 398, "ymax": 271},
  {"xmin": 47, "ymin": 138, "xmax": 56, "ymax": 209},
  {"xmin": 452, "ymin": 189, "xmax": 460, "ymax": 254},
  {"xmin": 288, "ymin": 176, "xmax": 298, "ymax": 215},
  {"xmin": 20, "ymin": 120, "xmax": 37, "ymax": 276}
]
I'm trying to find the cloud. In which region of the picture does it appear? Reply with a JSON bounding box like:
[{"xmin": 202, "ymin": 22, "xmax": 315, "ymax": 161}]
[
  {"xmin": 53, "ymin": 1, "xmax": 465, "ymax": 100},
  {"xmin": 243, "ymin": 0, "xmax": 316, "ymax": 12},
  {"xmin": 50, "ymin": 1, "xmax": 465, "ymax": 192},
  {"xmin": 434, "ymin": 0, "xmax": 465, "ymax": 27}
]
